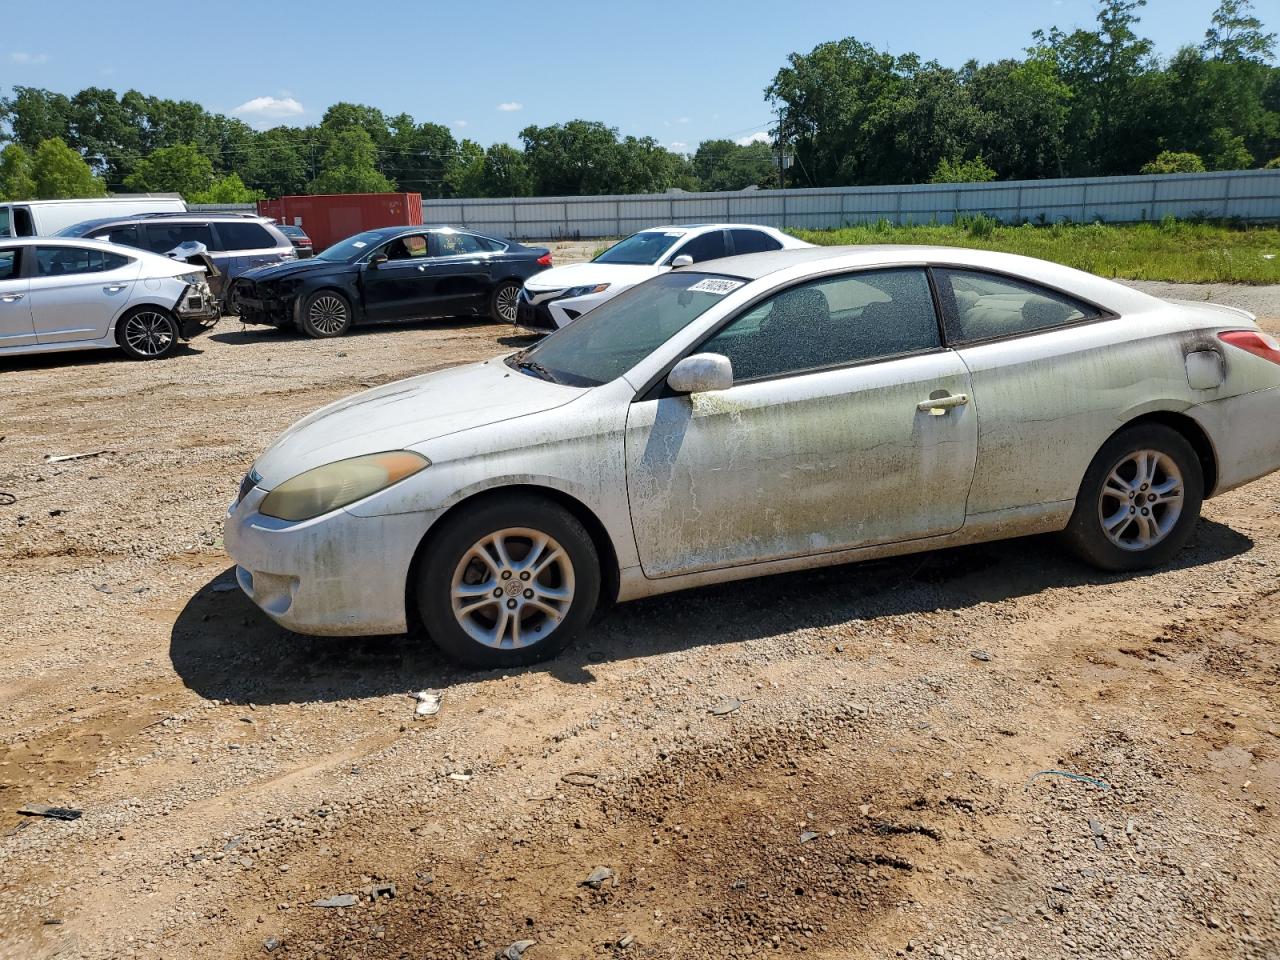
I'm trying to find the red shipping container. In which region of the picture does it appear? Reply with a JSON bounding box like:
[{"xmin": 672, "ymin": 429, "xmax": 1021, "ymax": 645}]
[{"xmin": 257, "ymin": 193, "xmax": 422, "ymax": 252}]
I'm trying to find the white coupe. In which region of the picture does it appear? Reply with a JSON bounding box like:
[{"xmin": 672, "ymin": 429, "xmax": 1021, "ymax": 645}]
[
  {"xmin": 227, "ymin": 245, "xmax": 1280, "ymax": 667},
  {"xmin": 517, "ymin": 223, "xmax": 809, "ymax": 331}
]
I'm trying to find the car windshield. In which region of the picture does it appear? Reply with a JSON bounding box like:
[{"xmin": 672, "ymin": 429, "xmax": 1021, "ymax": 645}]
[
  {"xmin": 593, "ymin": 230, "xmax": 685, "ymax": 266},
  {"xmin": 316, "ymin": 230, "xmax": 390, "ymax": 262},
  {"xmin": 507, "ymin": 271, "xmax": 745, "ymax": 387}
]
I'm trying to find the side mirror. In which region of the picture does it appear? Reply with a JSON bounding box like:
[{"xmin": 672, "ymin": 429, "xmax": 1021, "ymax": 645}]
[
  {"xmin": 671, "ymin": 254, "xmax": 694, "ymax": 268},
  {"xmin": 368, "ymin": 253, "xmax": 388, "ymax": 269},
  {"xmin": 668, "ymin": 353, "xmax": 733, "ymax": 394}
]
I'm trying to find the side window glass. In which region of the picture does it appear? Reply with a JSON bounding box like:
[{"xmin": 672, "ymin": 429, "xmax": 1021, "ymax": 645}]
[
  {"xmin": 699, "ymin": 268, "xmax": 941, "ymax": 382},
  {"xmin": 474, "ymin": 236, "xmax": 504, "ymax": 253},
  {"xmin": 91, "ymin": 226, "xmax": 140, "ymax": 247},
  {"xmin": 434, "ymin": 232, "xmax": 482, "ymax": 257},
  {"xmin": 673, "ymin": 230, "xmax": 726, "ymax": 263},
  {"xmin": 35, "ymin": 246, "xmax": 132, "ymax": 277},
  {"xmin": 143, "ymin": 223, "xmax": 215, "ymax": 254},
  {"xmin": 729, "ymin": 229, "xmax": 781, "ymax": 255},
  {"xmin": 937, "ymin": 269, "xmax": 1100, "ymax": 342},
  {"xmin": 385, "ymin": 234, "xmax": 430, "ymax": 260},
  {"xmin": 0, "ymin": 248, "xmax": 19, "ymax": 280},
  {"xmin": 216, "ymin": 222, "xmax": 276, "ymax": 250}
]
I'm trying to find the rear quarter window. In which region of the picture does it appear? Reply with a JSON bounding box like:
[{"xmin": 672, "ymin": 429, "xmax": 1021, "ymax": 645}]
[
  {"xmin": 216, "ymin": 222, "xmax": 279, "ymax": 251},
  {"xmin": 935, "ymin": 268, "xmax": 1102, "ymax": 343},
  {"xmin": 143, "ymin": 223, "xmax": 215, "ymax": 253}
]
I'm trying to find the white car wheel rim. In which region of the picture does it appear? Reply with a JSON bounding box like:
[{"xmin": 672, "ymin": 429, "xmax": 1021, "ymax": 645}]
[
  {"xmin": 1097, "ymin": 449, "xmax": 1184, "ymax": 552},
  {"xmin": 496, "ymin": 285, "xmax": 519, "ymax": 322},
  {"xmin": 123, "ymin": 311, "xmax": 173, "ymax": 356},
  {"xmin": 309, "ymin": 295, "xmax": 347, "ymax": 334},
  {"xmin": 450, "ymin": 527, "xmax": 575, "ymax": 649}
]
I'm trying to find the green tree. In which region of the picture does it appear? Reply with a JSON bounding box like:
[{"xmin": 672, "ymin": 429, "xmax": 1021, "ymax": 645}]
[
  {"xmin": 692, "ymin": 139, "xmax": 776, "ymax": 191},
  {"xmin": 309, "ymin": 127, "xmax": 394, "ymax": 194},
  {"xmin": 189, "ymin": 172, "xmax": 263, "ymax": 204},
  {"xmin": 32, "ymin": 137, "xmax": 105, "ymax": 198},
  {"xmin": 242, "ymin": 127, "xmax": 309, "ymax": 197},
  {"xmin": 1139, "ymin": 150, "xmax": 1207, "ymax": 173},
  {"xmin": 0, "ymin": 144, "xmax": 37, "ymax": 200},
  {"xmin": 444, "ymin": 138, "xmax": 485, "ymax": 197},
  {"xmin": 1265, "ymin": 155, "xmax": 1280, "ymax": 168},
  {"xmin": 385, "ymin": 116, "xmax": 456, "ymax": 199},
  {"xmin": 0, "ymin": 87, "xmax": 72, "ymax": 149},
  {"xmin": 479, "ymin": 143, "xmax": 532, "ymax": 197},
  {"xmin": 1202, "ymin": 0, "xmax": 1276, "ymax": 63},
  {"xmin": 967, "ymin": 55, "xmax": 1072, "ymax": 179},
  {"xmin": 520, "ymin": 120, "xmax": 627, "ymax": 195},
  {"xmin": 929, "ymin": 155, "xmax": 998, "ymax": 183},
  {"xmin": 123, "ymin": 143, "xmax": 214, "ymax": 197}
]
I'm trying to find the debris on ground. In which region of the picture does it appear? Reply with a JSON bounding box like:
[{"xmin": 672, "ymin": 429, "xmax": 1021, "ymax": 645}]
[
  {"xmin": 44, "ymin": 451, "xmax": 112, "ymax": 464},
  {"xmin": 799, "ymin": 830, "xmax": 819, "ymax": 843},
  {"xmin": 1024, "ymin": 769, "xmax": 1112, "ymax": 792},
  {"xmin": 617, "ymin": 933, "xmax": 635, "ymax": 949},
  {"xmin": 17, "ymin": 805, "xmax": 82, "ymax": 821},
  {"xmin": 498, "ymin": 939, "xmax": 535, "ymax": 960},
  {"xmin": 561, "ymin": 772, "xmax": 599, "ymax": 787},
  {"xmin": 0, "ymin": 492, "xmax": 15, "ymax": 506},
  {"xmin": 970, "ymin": 649, "xmax": 992, "ymax": 662},
  {"xmin": 414, "ymin": 690, "xmax": 443, "ymax": 718},
  {"xmin": 583, "ymin": 866, "xmax": 615, "ymax": 888},
  {"xmin": 311, "ymin": 894, "xmax": 357, "ymax": 908},
  {"xmin": 262, "ymin": 936, "xmax": 281, "ymax": 952},
  {"xmin": 708, "ymin": 698, "xmax": 742, "ymax": 716},
  {"xmin": 363, "ymin": 882, "xmax": 396, "ymax": 899}
]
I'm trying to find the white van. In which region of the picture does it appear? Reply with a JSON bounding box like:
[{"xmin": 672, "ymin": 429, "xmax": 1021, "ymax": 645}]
[{"xmin": 0, "ymin": 195, "xmax": 187, "ymax": 238}]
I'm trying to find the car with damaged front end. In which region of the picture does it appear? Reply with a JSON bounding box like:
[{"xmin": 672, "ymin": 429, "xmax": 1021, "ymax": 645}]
[{"xmin": 226, "ymin": 245, "xmax": 1280, "ymax": 668}]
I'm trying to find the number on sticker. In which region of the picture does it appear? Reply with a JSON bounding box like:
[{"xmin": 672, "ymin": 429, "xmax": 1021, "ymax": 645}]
[{"xmin": 688, "ymin": 278, "xmax": 745, "ymax": 295}]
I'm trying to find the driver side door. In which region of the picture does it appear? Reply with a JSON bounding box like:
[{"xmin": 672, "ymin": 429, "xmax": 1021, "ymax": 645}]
[
  {"xmin": 361, "ymin": 234, "xmax": 437, "ymax": 322},
  {"xmin": 624, "ymin": 267, "xmax": 977, "ymax": 578}
]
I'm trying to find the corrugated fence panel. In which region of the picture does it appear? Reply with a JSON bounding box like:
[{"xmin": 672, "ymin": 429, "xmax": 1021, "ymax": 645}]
[{"xmin": 197, "ymin": 171, "xmax": 1279, "ymax": 240}]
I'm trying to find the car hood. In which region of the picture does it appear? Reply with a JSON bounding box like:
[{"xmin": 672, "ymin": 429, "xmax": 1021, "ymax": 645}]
[
  {"xmin": 252, "ymin": 357, "xmax": 587, "ymax": 487},
  {"xmin": 523, "ymin": 261, "xmax": 665, "ymax": 292},
  {"xmin": 241, "ymin": 258, "xmax": 347, "ymax": 283}
]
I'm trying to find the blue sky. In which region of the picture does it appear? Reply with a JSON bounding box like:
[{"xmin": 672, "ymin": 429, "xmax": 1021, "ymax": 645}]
[{"xmin": 4, "ymin": 0, "xmax": 1241, "ymax": 152}]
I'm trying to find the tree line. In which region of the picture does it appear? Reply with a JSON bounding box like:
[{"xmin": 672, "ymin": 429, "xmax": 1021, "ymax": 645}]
[{"xmin": 0, "ymin": 0, "xmax": 1276, "ymax": 205}]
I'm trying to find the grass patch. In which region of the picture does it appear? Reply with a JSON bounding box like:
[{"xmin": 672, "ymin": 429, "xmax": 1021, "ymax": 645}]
[{"xmin": 796, "ymin": 219, "xmax": 1280, "ymax": 285}]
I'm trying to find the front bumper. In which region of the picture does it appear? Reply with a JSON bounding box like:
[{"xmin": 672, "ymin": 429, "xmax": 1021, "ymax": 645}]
[
  {"xmin": 224, "ymin": 487, "xmax": 435, "ymax": 636},
  {"xmin": 516, "ymin": 287, "xmax": 613, "ymax": 332},
  {"xmin": 175, "ymin": 282, "xmax": 220, "ymax": 337},
  {"xmin": 235, "ymin": 287, "xmax": 296, "ymax": 327}
]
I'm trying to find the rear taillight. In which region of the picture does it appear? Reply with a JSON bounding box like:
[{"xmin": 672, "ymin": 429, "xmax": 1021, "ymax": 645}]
[
  {"xmin": 1219, "ymin": 330, "xmax": 1280, "ymax": 365},
  {"xmin": 537, "ymin": 253, "xmax": 552, "ymax": 267}
]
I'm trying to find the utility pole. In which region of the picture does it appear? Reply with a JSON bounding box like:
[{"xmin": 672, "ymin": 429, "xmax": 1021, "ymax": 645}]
[{"xmin": 776, "ymin": 107, "xmax": 786, "ymax": 191}]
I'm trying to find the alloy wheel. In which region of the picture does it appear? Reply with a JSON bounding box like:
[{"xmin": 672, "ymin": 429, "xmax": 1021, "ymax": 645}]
[
  {"xmin": 1097, "ymin": 449, "xmax": 1184, "ymax": 551},
  {"xmin": 450, "ymin": 527, "xmax": 575, "ymax": 649},
  {"xmin": 496, "ymin": 285, "xmax": 520, "ymax": 323},
  {"xmin": 309, "ymin": 295, "xmax": 348, "ymax": 335},
  {"xmin": 123, "ymin": 311, "xmax": 174, "ymax": 356}
]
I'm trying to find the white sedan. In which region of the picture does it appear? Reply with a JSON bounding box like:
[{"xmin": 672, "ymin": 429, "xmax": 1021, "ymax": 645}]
[
  {"xmin": 517, "ymin": 223, "xmax": 809, "ymax": 331},
  {"xmin": 226, "ymin": 245, "xmax": 1280, "ymax": 668},
  {"xmin": 0, "ymin": 236, "xmax": 218, "ymax": 360}
]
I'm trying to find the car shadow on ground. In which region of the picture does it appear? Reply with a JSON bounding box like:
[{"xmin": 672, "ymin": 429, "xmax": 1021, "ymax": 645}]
[
  {"xmin": 0, "ymin": 341, "xmax": 204, "ymax": 372},
  {"xmin": 169, "ymin": 518, "xmax": 1252, "ymax": 706},
  {"xmin": 206, "ymin": 315, "xmax": 506, "ymax": 346}
]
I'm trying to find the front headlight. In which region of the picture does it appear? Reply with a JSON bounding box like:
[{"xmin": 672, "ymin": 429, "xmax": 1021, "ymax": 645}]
[
  {"xmin": 563, "ymin": 283, "xmax": 610, "ymax": 298},
  {"xmin": 258, "ymin": 451, "xmax": 430, "ymax": 522}
]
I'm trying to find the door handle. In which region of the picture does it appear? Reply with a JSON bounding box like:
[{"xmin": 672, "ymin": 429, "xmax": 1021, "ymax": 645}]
[
  {"xmin": 0, "ymin": 293, "xmax": 23, "ymax": 303},
  {"xmin": 917, "ymin": 393, "xmax": 969, "ymax": 415},
  {"xmin": 103, "ymin": 284, "xmax": 127, "ymax": 293},
  {"xmin": 417, "ymin": 265, "xmax": 426, "ymax": 272}
]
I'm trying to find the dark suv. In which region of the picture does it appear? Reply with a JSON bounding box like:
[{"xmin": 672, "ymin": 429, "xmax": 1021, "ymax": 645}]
[{"xmin": 57, "ymin": 213, "xmax": 295, "ymax": 305}]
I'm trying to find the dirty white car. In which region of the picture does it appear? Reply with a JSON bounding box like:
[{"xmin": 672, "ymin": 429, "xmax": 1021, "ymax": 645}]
[
  {"xmin": 226, "ymin": 245, "xmax": 1280, "ymax": 667},
  {"xmin": 0, "ymin": 236, "xmax": 218, "ymax": 360},
  {"xmin": 517, "ymin": 223, "xmax": 808, "ymax": 331}
]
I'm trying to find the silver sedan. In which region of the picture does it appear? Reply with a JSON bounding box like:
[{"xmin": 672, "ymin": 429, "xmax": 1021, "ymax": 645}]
[{"xmin": 226, "ymin": 245, "xmax": 1280, "ymax": 667}]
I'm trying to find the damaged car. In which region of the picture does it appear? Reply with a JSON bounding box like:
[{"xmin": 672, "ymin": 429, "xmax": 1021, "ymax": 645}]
[
  {"xmin": 226, "ymin": 245, "xmax": 1280, "ymax": 668},
  {"xmin": 231, "ymin": 225, "xmax": 552, "ymax": 338},
  {"xmin": 0, "ymin": 236, "xmax": 219, "ymax": 360}
]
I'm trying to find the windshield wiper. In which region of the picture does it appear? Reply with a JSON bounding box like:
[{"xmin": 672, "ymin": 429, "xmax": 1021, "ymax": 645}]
[{"xmin": 514, "ymin": 358, "xmax": 559, "ymax": 384}]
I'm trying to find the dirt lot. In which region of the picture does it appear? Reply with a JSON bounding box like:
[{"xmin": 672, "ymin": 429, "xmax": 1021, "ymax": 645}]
[{"xmin": 1, "ymin": 256, "xmax": 1278, "ymax": 960}]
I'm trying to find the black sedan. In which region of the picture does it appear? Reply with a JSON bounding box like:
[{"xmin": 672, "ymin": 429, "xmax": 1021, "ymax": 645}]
[
  {"xmin": 276, "ymin": 223, "xmax": 314, "ymax": 258},
  {"xmin": 232, "ymin": 226, "xmax": 552, "ymax": 338}
]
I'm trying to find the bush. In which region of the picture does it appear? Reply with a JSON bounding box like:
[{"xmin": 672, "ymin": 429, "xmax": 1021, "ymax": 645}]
[
  {"xmin": 929, "ymin": 156, "xmax": 997, "ymax": 184},
  {"xmin": 1265, "ymin": 156, "xmax": 1280, "ymax": 170},
  {"xmin": 956, "ymin": 212, "xmax": 999, "ymax": 237},
  {"xmin": 1140, "ymin": 151, "xmax": 1206, "ymax": 175}
]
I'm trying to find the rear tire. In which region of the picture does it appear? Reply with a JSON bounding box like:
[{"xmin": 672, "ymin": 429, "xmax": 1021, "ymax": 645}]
[
  {"xmin": 116, "ymin": 307, "xmax": 180, "ymax": 360},
  {"xmin": 1061, "ymin": 423, "xmax": 1203, "ymax": 572},
  {"xmin": 416, "ymin": 495, "xmax": 601, "ymax": 668},
  {"xmin": 490, "ymin": 281, "xmax": 521, "ymax": 324},
  {"xmin": 299, "ymin": 290, "xmax": 352, "ymax": 338}
]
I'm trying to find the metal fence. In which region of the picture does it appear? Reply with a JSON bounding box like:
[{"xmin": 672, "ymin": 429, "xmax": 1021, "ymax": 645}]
[{"xmin": 195, "ymin": 169, "xmax": 1280, "ymax": 241}]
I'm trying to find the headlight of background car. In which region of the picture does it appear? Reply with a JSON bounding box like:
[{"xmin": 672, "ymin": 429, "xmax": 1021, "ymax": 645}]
[
  {"xmin": 562, "ymin": 283, "xmax": 610, "ymax": 298},
  {"xmin": 258, "ymin": 451, "xmax": 430, "ymax": 522}
]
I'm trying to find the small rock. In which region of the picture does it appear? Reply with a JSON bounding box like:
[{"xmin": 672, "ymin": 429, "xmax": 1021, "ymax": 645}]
[
  {"xmin": 1180, "ymin": 727, "xmax": 1196, "ymax": 736},
  {"xmin": 312, "ymin": 894, "xmax": 357, "ymax": 908},
  {"xmin": 583, "ymin": 866, "xmax": 614, "ymax": 889},
  {"xmin": 1088, "ymin": 819, "xmax": 1105, "ymax": 837},
  {"xmin": 708, "ymin": 698, "xmax": 741, "ymax": 716},
  {"xmin": 263, "ymin": 936, "xmax": 281, "ymax": 952},
  {"xmin": 498, "ymin": 940, "xmax": 535, "ymax": 960},
  {"xmin": 970, "ymin": 649, "xmax": 992, "ymax": 662},
  {"xmin": 617, "ymin": 933, "xmax": 635, "ymax": 949},
  {"xmin": 799, "ymin": 831, "xmax": 819, "ymax": 843}
]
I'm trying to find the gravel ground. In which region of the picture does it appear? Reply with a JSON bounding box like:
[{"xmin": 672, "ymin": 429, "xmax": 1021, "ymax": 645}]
[{"xmin": 0, "ymin": 252, "xmax": 1277, "ymax": 960}]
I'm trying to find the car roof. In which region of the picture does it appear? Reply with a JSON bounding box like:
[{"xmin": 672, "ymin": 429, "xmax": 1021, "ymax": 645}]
[
  {"xmin": 684, "ymin": 244, "xmax": 1157, "ymax": 312},
  {"xmin": 639, "ymin": 223, "xmax": 778, "ymax": 233}
]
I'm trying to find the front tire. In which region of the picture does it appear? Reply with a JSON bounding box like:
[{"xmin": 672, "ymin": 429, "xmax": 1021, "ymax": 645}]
[
  {"xmin": 1062, "ymin": 423, "xmax": 1204, "ymax": 572},
  {"xmin": 490, "ymin": 281, "xmax": 521, "ymax": 324},
  {"xmin": 299, "ymin": 290, "xmax": 352, "ymax": 338},
  {"xmin": 416, "ymin": 495, "xmax": 601, "ymax": 668},
  {"xmin": 117, "ymin": 307, "xmax": 180, "ymax": 360}
]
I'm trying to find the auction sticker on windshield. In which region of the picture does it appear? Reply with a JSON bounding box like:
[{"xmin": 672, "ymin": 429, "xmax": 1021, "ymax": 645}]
[{"xmin": 688, "ymin": 278, "xmax": 745, "ymax": 295}]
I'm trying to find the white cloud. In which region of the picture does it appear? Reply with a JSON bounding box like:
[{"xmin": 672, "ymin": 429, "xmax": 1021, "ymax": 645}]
[
  {"xmin": 454, "ymin": 119, "xmax": 469, "ymax": 128},
  {"xmin": 497, "ymin": 101, "xmax": 524, "ymax": 112},
  {"xmin": 668, "ymin": 141, "xmax": 689, "ymax": 152},
  {"xmin": 736, "ymin": 131, "xmax": 771, "ymax": 146},
  {"xmin": 676, "ymin": 116, "xmax": 691, "ymax": 125},
  {"xmin": 10, "ymin": 52, "xmax": 49, "ymax": 65},
  {"xmin": 232, "ymin": 95, "xmax": 305, "ymax": 120}
]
